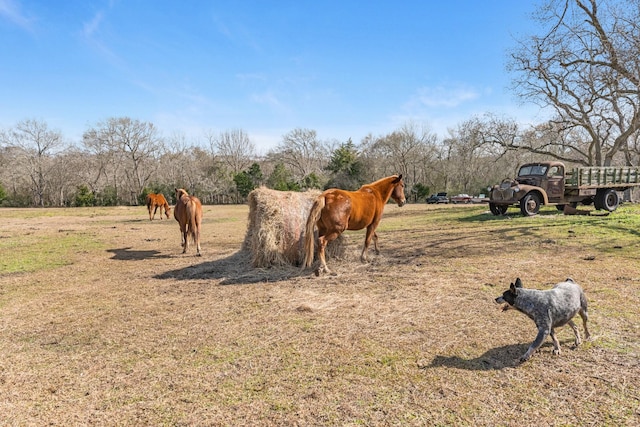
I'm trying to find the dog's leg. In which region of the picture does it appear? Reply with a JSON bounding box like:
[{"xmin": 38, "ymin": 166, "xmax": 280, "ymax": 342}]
[
  {"xmin": 579, "ymin": 309, "xmax": 591, "ymax": 340},
  {"xmin": 567, "ymin": 320, "xmax": 581, "ymax": 347},
  {"xmin": 550, "ymin": 328, "xmax": 561, "ymax": 355},
  {"xmin": 521, "ymin": 327, "xmax": 549, "ymax": 362}
]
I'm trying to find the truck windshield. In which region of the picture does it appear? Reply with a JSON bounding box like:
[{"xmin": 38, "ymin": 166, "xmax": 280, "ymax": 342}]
[{"xmin": 518, "ymin": 165, "xmax": 548, "ymax": 176}]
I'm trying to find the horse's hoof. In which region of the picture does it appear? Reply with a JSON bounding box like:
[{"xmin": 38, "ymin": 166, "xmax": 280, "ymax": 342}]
[{"xmin": 314, "ymin": 268, "xmax": 320, "ymax": 277}]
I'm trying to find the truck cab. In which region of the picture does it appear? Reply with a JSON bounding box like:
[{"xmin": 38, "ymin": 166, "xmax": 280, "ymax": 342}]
[
  {"xmin": 489, "ymin": 161, "xmax": 565, "ymax": 216},
  {"xmin": 517, "ymin": 162, "xmax": 565, "ymax": 202}
]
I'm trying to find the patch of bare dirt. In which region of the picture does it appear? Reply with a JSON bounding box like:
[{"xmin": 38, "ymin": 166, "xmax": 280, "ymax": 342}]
[{"xmin": 0, "ymin": 204, "xmax": 638, "ymax": 426}]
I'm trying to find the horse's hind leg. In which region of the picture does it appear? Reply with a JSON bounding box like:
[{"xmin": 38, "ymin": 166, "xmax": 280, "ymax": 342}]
[
  {"xmin": 317, "ymin": 231, "xmax": 340, "ymax": 274},
  {"xmin": 195, "ymin": 228, "xmax": 201, "ymax": 256},
  {"xmin": 180, "ymin": 225, "xmax": 188, "ymax": 253},
  {"xmin": 372, "ymin": 232, "xmax": 380, "ymax": 255}
]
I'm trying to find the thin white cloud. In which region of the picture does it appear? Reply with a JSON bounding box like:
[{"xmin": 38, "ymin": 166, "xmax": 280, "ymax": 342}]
[
  {"xmin": 78, "ymin": 6, "xmax": 129, "ymax": 73},
  {"xmin": 82, "ymin": 10, "xmax": 103, "ymax": 38},
  {"xmin": 236, "ymin": 72, "xmax": 267, "ymax": 83},
  {"xmin": 210, "ymin": 13, "xmax": 262, "ymax": 53},
  {"xmin": 251, "ymin": 90, "xmax": 283, "ymax": 109},
  {"xmin": 0, "ymin": 0, "xmax": 34, "ymax": 31},
  {"xmin": 413, "ymin": 84, "xmax": 480, "ymax": 108}
]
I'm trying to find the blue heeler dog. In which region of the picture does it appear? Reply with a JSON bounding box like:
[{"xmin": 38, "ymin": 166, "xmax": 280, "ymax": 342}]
[{"xmin": 495, "ymin": 277, "xmax": 591, "ymax": 362}]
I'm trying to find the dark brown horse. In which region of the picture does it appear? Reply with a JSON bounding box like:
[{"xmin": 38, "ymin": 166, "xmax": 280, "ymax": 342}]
[
  {"xmin": 146, "ymin": 193, "xmax": 171, "ymax": 220},
  {"xmin": 173, "ymin": 188, "xmax": 203, "ymax": 256},
  {"xmin": 303, "ymin": 174, "xmax": 406, "ymax": 274}
]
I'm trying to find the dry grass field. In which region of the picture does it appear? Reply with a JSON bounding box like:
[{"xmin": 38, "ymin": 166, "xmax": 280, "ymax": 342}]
[{"xmin": 0, "ymin": 202, "xmax": 639, "ymax": 426}]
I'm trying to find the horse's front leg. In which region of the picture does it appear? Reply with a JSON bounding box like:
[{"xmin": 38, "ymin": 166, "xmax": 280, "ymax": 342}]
[{"xmin": 361, "ymin": 226, "xmax": 377, "ymax": 262}]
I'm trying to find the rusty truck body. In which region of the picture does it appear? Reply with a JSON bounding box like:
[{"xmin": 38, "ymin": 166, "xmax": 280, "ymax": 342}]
[{"xmin": 488, "ymin": 161, "xmax": 640, "ymax": 216}]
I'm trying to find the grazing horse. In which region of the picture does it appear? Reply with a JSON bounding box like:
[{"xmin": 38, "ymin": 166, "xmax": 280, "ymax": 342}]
[
  {"xmin": 303, "ymin": 174, "xmax": 406, "ymax": 274},
  {"xmin": 173, "ymin": 188, "xmax": 203, "ymax": 256},
  {"xmin": 146, "ymin": 193, "xmax": 171, "ymax": 220}
]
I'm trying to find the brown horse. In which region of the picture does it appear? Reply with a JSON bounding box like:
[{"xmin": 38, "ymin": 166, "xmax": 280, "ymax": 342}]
[
  {"xmin": 303, "ymin": 174, "xmax": 406, "ymax": 274},
  {"xmin": 173, "ymin": 188, "xmax": 203, "ymax": 256},
  {"xmin": 146, "ymin": 193, "xmax": 171, "ymax": 220}
]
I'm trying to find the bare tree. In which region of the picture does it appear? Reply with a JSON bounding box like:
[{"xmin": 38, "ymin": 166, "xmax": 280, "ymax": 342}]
[
  {"xmin": 268, "ymin": 128, "xmax": 329, "ymax": 181},
  {"xmin": 83, "ymin": 117, "xmax": 163, "ymax": 203},
  {"xmin": 362, "ymin": 122, "xmax": 437, "ymax": 188},
  {"xmin": 509, "ymin": 0, "xmax": 640, "ymax": 166},
  {"xmin": 208, "ymin": 128, "xmax": 256, "ymax": 176},
  {"xmin": 0, "ymin": 119, "xmax": 65, "ymax": 206},
  {"xmin": 47, "ymin": 149, "xmax": 88, "ymax": 206},
  {"xmin": 443, "ymin": 118, "xmax": 526, "ymax": 195}
]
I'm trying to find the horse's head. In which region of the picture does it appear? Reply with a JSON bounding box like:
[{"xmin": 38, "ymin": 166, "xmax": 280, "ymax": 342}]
[
  {"xmin": 391, "ymin": 174, "xmax": 406, "ymax": 207},
  {"xmin": 175, "ymin": 188, "xmax": 189, "ymax": 201}
]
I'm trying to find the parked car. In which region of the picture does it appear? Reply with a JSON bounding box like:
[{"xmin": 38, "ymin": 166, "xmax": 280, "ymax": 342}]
[
  {"xmin": 450, "ymin": 194, "xmax": 472, "ymax": 204},
  {"xmin": 471, "ymin": 194, "xmax": 489, "ymax": 203},
  {"xmin": 426, "ymin": 192, "xmax": 449, "ymax": 204}
]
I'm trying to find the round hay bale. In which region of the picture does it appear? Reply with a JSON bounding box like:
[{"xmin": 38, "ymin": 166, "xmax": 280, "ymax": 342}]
[{"xmin": 243, "ymin": 188, "xmax": 346, "ymax": 268}]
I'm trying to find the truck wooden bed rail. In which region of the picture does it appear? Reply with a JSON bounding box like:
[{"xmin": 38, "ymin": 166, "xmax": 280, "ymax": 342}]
[{"xmin": 566, "ymin": 167, "xmax": 640, "ymax": 188}]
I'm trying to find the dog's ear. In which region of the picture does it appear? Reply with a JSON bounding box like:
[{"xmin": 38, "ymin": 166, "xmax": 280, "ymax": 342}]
[{"xmin": 514, "ymin": 278, "xmax": 523, "ymax": 288}]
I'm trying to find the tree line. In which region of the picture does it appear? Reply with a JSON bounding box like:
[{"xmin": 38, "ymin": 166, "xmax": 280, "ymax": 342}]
[
  {"xmin": 0, "ymin": 118, "xmax": 507, "ymax": 207},
  {"xmin": 2, "ymin": 0, "xmax": 640, "ymax": 207}
]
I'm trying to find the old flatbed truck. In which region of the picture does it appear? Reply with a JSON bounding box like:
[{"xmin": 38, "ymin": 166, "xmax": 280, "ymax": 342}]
[{"xmin": 488, "ymin": 161, "xmax": 640, "ymax": 216}]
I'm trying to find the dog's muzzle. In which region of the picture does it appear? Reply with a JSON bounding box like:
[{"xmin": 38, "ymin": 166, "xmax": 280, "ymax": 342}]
[{"xmin": 495, "ymin": 296, "xmax": 505, "ymax": 304}]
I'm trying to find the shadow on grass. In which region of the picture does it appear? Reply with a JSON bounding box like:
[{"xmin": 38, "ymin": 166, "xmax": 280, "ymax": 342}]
[
  {"xmin": 428, "ymin": 343, "xmax": 530, "ymax": 370},
  {"xmin": 107, "ymin": 247, "xmax": 172, "ymax": 260},
  {"xmin": 153, "ymin": 251, "xmax": 306, "ymax": 285}
]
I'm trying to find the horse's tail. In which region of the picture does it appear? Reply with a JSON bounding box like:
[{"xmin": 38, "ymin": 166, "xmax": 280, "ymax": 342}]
[
  {"xmin": 303, "ymin": 195, "xmax": 325, "ymax": 268},
  {"xmin": 185, "ymin": 199, "xmax": 198, "ymax": 244},
  {"xmin": 146, "ymin": 194, "xmax": 154, "ymax": 220}
]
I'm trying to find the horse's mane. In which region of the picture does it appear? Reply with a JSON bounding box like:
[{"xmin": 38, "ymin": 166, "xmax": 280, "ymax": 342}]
[{"xmin": 358, "ymin": 175, "xmax": 400, "ymax": 191}]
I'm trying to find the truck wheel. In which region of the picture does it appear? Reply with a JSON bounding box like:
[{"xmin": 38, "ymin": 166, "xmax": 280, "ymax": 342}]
[
  {"xmin": 595, "ymin": 188, "xmax": 619, "ymax": 212},
  {"xmin": 489, "ymin": 203, "xmax": 508, "ymax": 216},
  {"xmin": 520, "ymin": 193, "xmax": 541, "ymax": 216}
]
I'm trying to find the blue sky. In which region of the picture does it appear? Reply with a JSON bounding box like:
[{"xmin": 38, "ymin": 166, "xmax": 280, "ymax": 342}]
[{"xmin": 1, "ymin": 1, "xmax": 545, "ymax": 153}]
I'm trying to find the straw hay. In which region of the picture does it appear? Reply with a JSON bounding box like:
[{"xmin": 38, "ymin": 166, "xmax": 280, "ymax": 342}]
[{"xmin": 243, "ymin": 187, "xmax": 346, "ymax": 267}]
